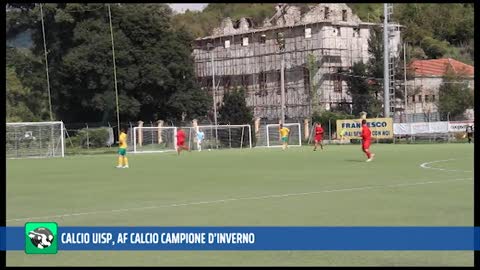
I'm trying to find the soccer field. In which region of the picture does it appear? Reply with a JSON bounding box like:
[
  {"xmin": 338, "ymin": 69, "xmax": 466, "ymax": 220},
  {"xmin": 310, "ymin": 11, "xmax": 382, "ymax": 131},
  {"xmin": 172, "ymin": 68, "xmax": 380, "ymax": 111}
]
[{"xmin": 6, "ymin": 143, "xmax": 474, "ymax": 266}]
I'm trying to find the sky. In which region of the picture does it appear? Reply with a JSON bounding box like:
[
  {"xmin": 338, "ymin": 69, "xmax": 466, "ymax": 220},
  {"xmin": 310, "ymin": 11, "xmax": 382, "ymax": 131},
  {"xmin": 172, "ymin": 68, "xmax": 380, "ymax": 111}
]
[{"xmin": 168, "ymin": 3, "xmax": 208, "ymax": 13}]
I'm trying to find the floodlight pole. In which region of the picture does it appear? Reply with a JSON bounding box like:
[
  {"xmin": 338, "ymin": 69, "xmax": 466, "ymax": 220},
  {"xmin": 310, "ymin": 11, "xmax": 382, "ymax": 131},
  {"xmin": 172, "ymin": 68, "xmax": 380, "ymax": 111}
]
[
  {"xmin": 403, "ymin": 42, "xmax": 408, "ymax": 117},
  {"xmin": 277, "ymin": 32, "xmax": 286, "ymax": 125},
  {"xmin": 209, "ymin": 43, "xmax": 219, "ymax": 148},
  {"xmin": 383, "ymin": 3, "xmax": 390, "ymax": 118},
  {"xmin": 39, "ymin": 3, "xmax": 53, "ymax": 121},
  {"xmin": 108, "ymin": 4, "xmax": 121, "ymax": 136},
  {"xmin": 280, "ymin": 52, "xmax": 285, "ymax": 125}
]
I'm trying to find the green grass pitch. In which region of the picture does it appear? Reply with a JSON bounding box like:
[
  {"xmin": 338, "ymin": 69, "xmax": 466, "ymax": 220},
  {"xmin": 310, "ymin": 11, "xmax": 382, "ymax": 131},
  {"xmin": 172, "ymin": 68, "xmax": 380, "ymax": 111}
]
[{"xmin": 6, "ymin": 143, "xmax": 474, "ymax": 266}]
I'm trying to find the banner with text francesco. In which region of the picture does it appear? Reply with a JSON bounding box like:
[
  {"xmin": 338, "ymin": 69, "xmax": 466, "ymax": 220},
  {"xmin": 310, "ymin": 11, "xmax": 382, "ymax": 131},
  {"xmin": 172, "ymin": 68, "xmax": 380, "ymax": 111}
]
[{"xmin": 336, "ymin": 118, "xmax": 393, "ymax": 139}]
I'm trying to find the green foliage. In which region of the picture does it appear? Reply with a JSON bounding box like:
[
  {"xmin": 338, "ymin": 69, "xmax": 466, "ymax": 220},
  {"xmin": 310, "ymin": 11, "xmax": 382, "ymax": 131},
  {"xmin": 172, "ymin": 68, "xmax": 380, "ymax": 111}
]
[
  {"xmin": 421, "ymin": 37, "xmax": 449, "ymax": 59},
  {"xmin": 443, "ymin": 41, "xmax": 474, "ymax": 65},
  {"xmin": 346, "ymin": 62, "xmax": 380, "ymax": 116},
  {"xmin": 350, "ymin": 4, "xmax": 473, "ymax": 62},
  {"xmin": 306, "ymin": 53, "xmax": 319, "ymax": 115},
  {"xmin": 6, "ymin": 48, "xmax": 51, "ymax": 122},
  {"xmin": 437, "ymin": 71, "xmax": 474, "ymax": 120},
  {"xmin": 6, "ymin": 3, "xmax": 474, "ymax": 125},
  {"xmin": 6, "ymin": 67, "xmax": 36, "ymax": 122},
  {"xmin": 7, "ymin": 4, "xmax": 210, "ymax": 124},
  {"xmin": 367, "ymin": 26, "xmax": 384, "ymax": 79},
  {"xmin": 218, "ymin": 88, "xmax": 253, "ymax": 125},
  {"xmin": 408, "ymin": 45, "xmax": 427, "ymax": 60},
  {"xmin": 6, "ymin": 6, "xmax": 36, "ymax": 40},
  {"xmin": 73, "ymin": 127, "xmax": 111, "ymax": 148},
  {"xmin": 348, "ymin": 3, "xmax": 383, "ymax": 22},
  {"xmin": 311, "ymin": 110, "xmax": 356, "ymax": 138},
  {"xmin": 172, "ymin": 4, "xmax": 276, "ymax": 37}
]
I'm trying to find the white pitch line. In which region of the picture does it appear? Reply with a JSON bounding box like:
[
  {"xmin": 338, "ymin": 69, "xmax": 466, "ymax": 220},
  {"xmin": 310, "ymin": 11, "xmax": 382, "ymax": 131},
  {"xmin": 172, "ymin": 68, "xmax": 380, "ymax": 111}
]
[
  {"xmin": 6, "ymin": 177, "xmax": 472, "ymax": 223},
  {"xmin": 420, "ymin": 159, "xmax": 472, "ymax": 173}
]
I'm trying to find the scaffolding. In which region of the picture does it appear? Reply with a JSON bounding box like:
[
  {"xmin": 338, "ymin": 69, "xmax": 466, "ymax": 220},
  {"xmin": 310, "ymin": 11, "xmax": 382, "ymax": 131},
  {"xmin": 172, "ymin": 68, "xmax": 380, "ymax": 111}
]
[
  {"xmin": 386, "ymin": 3, "xmax": 396, "ymax": 116},
  {"xmin": 193, "ymin": 11, "xmax": 389, "ymax": 121}
]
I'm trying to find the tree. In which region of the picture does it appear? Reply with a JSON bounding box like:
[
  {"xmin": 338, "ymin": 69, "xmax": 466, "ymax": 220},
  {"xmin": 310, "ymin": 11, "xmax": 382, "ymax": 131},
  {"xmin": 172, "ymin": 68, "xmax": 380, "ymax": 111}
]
[
  {"xmin": 348, "ymin": 3, "xmax": 382, "ymax": 22},
  {"xmin": 437, "ymin": 70, "xmax": 474, "ymax": 120},
  {"xmin": 306, "ymin": 53, "xmax": 319, "ymax": 116},
  {"xmin": 346, "ymin": 62, "xmax": 376, "ymax": 116},
  {"xmin": 218, "ymin": 88, "xmax": 253, "ymax": 125},
  {"xmin": 172, "ymin": 4, "xmax": 276, "ymax": 38},
  {"xmin": 9, "ymin": 3, "xmax": 211, "ymax": 123},
  {"xmin": 421, "ymin": 36, "xmax": 449, "ymax": 59},
  {"xmin": 367, "ymin": 26, "xmax": 383, "ymax": 80},
  {"xmin": 6, "ymin": 47, "xmax": 51, "ymax": 122},
  {"xmin": 6, "ymin": 66, "xmax": 51, "ymax": 122},
  {"xmin": 364, "ymin": 26, "xmax": 386, "ymax": 117}
]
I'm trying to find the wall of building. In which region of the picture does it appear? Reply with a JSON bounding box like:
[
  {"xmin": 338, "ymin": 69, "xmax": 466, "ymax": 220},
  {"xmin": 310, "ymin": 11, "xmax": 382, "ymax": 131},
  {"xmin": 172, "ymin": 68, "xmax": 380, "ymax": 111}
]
[
  {"xmin": 406, "ymin": 77, "xmax": 474, "ymax": 115},
  {"xmin": 193, "ymin": 4, "xmax": 402, "ymax": 120}
]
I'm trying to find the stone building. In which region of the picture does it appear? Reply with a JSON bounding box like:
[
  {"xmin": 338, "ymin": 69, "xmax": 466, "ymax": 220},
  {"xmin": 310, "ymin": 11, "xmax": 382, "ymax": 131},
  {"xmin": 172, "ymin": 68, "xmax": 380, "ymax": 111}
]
[
  {"xmin": 193, "ymin": 3, "xmax": 402, "ymax": 121},
  {"xmin": 405, "ymin": 58, "xmax": 474, "ymax": 120}
]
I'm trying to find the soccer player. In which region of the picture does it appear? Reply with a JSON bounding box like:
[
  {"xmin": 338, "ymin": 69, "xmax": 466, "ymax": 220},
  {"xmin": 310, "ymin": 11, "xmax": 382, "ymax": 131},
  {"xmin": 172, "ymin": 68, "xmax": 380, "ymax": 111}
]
[
  {"xmin": 116, "ymin": 128, "xmax": 129, "ymax": 168},
  {"xmin": 313, "ymin": 122, "xmax": 324, "ymax": 151},
  {"xmin": 196, "ymin": 129, "xmax": 205, "ymax": 151},
  {"xmin": 466, "ymin": 125, "xmax": 473, "ymax": 144},
  {"xmin": 339, "ymin": 128, "xmax": 346, "ymax": 141},
  {"xmin": 361, "ymin": 119, "xmax": 375, "ymax": 162},
  {"xmin": 279, "ymin": 124, "xmax": 290, "ymax": 150},
  {"xmin": 176, "ymin": 128, "xmax": 189, "ymax": 155}
]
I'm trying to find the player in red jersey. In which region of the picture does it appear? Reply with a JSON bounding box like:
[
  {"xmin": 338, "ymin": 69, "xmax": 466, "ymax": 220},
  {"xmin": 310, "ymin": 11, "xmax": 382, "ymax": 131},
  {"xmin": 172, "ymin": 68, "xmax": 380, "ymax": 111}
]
[
  {"xmin": 313, "ymin": 122, "xmax": 324, "ymax": 151},
  {"xmin": 176, "ymin": 128, "xmax": 189, "ymax": 155},
  {"xmin": 361, "ymin": 119, "xmax": 375, "ymax": 162}
]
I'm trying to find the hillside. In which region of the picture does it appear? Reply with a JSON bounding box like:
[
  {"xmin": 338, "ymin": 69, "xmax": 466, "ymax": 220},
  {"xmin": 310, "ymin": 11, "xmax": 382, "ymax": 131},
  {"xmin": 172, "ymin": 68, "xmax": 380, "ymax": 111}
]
[{"xmin": 172, "ymin": 3, "xmax": 474, "ymax": 64}]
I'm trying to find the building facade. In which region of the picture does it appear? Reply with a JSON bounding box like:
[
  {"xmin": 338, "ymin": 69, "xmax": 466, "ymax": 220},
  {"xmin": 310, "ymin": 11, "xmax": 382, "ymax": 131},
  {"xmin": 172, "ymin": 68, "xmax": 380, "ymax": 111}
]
[
  {"xmin": 193, "ymin": 4, "xmax": 402, "ymax": 121},
  {"xmin": 405, "ymin": 58, "xmax": 474, "ymax": 120}
]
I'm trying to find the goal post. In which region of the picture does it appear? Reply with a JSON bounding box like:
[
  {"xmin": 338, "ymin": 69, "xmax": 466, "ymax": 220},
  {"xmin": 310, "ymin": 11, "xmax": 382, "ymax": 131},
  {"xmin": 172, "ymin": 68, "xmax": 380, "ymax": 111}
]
[
  {"xmin": 131, "ymin": 125, "xmax": 252, "ymax": 153},
  {"xmin": 266, "ymin": 123, "xmax": 302, "ymax": 147},
  {"xmin": 6, "ymin": 121, "xmax": 65, "ymax": 159},
  {"xmin": 132, "ymin": 126, "xmax": 177, "ymax": 154},
  {"xmin": 184, "ymin": 124, "xmax": 252, "ymax": 151}
]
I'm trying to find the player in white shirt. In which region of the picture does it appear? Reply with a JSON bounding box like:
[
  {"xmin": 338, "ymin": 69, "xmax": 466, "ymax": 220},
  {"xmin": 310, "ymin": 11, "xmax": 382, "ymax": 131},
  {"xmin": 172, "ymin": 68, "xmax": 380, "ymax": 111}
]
[{"xmin": 196, "ymin": 130, "xmax": 205, "ymax": 151}]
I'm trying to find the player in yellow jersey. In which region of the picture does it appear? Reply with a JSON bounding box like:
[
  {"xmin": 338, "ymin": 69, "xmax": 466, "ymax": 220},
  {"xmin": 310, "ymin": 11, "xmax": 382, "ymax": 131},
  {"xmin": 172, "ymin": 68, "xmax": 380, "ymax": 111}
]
[
  {"xmin": 116, "ymin": 128, "xmax": 129, "ymax": 168},
  {"xmin": 279, "ymin": 124, "xmax": 290, "ymax": 150}
]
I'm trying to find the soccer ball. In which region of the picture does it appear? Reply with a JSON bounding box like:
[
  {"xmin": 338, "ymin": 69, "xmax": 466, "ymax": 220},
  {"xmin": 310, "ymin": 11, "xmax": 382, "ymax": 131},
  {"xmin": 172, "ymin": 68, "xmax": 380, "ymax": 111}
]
[{"xmin": 208, "ymin": 149, "xmax": 211, "ymax": 151}]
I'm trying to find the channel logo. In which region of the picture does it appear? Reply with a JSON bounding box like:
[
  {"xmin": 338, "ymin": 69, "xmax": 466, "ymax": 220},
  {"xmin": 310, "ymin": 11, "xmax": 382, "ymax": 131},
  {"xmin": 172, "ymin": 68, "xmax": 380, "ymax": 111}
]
[{"xmin": 25, "ymin": 222, "xmax": 58, "ymax": 254}]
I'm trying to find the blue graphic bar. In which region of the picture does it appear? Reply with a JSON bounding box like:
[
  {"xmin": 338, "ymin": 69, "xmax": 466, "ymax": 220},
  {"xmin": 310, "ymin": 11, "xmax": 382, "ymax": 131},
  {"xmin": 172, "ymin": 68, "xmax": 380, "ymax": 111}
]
[{"xmin": 3, "ymin": 226, "xmax": 480, "ymax": 251}]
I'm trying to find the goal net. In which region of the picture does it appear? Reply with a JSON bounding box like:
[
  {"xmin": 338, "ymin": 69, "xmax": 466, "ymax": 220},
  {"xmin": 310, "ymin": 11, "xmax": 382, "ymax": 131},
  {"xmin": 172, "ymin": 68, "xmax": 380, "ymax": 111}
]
[
  {"xmin": 265, "ymin": 123, "xmax": 302, "ymax": 147},
  {"xmin": 6, "ymin": 121, "xmax": 65, "ymax": 159},
  {"xmin": 183, "ymin": 125, "xmax": 252, "ymax": 151},
  {"xmin": 132, "ymin": 127, "xmax": 177, "ymax": 153},
  {"xmin": 132, "ymin": 125, "xmax": 252, "ymax": 153}
]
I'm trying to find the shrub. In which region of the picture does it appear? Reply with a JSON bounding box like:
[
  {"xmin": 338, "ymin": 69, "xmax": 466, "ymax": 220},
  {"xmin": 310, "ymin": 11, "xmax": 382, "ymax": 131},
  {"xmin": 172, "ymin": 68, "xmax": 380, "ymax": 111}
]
[{"xmin": 74, "ymin": 127, "xmax": 111, "ymax": 148}]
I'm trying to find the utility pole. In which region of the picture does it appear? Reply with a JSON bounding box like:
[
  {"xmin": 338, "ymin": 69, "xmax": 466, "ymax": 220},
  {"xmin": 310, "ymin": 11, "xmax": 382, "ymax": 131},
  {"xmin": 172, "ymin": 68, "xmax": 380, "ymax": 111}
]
[
  {"xmin": 383, "ymin": 3, "xmax": 390, "ymax": 118},
  {"xmin": 40, "ymin": 3, "xmax": 53, "ymax": 121}
]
